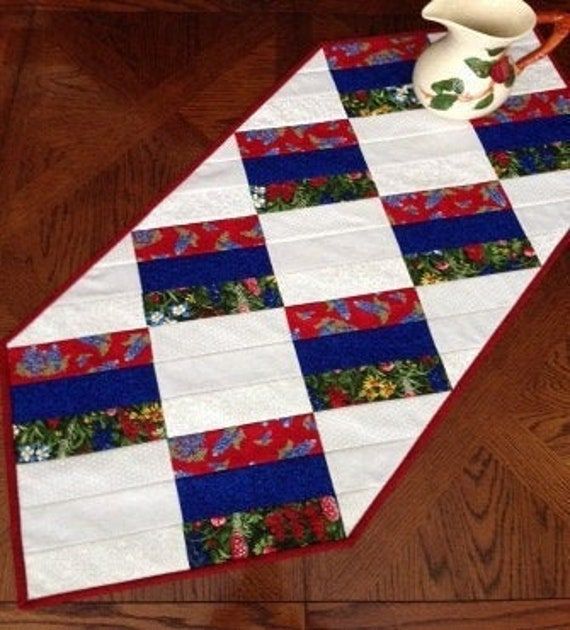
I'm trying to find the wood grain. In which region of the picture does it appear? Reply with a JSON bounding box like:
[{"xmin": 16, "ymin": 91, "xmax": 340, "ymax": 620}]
[
  {"xmin": 0, "ymin": 603, "xmax": 306, "ymax": 629},
  {"xmin": 306, "ymin": 601, "xmax": 570, "ymax": 629},
  {"xmin": 0, "ymin": 4, "xmax": 569, "ymax": 627}
]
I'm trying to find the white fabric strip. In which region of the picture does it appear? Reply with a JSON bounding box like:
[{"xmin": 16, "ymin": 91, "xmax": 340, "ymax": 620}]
[
  {"xmin": 335, "ymin": 486, "xmax": 380, "ymax": 536},
  {"xmin": 440, "ymin": 348, "xmax": 480, "ymax": 387},
  {"xmin": 24, "ymin": 525, "xmax": 188, "ymax": 600},
  {"xmin": 94, "ymin": 235, "xmax": 138, "ymax": 267},
  {"xmin": 359, "ymin": 128, "xmax": 485, "ymax": 167},
  {"xmin": 275, "ymin": 257, "xmax": 412, "ymax": 306},
  {"xmin": 150, "ymin": 308, "xmax": 291, "ymax": 361},
  {"xmin": 274, "ymin": 69, "xmax": 340, "ymax": 99},
  {"xmin": 315, "ymin": 392, "xmax": 448, "ymax": 452},
  {"xmin": 351, "ymin": 108, "xmax": 470, "ymax": 141},
  {"xmin": 170, "ymin": 156, "xmax": 249, "ymax": 192},
  {"xmin": 325, "ymin": 438, "xmax": 418, "ymax": 495},
  {"xmin": 427, "ymin": 306, "xmax": 511, "ymax": 354},
  {"xmin": 502, "ymin": 171, "xmax": 570, "ymax": 207},
  {"xmin": 17, "ymin": 441, "xmax": 174, "ymax": 508},
  {"xmin": 7, "ymin": 293, "xmax": 146, "ymax": 347},
  {"xmin": 162, "ymin": 376, "xmax": 312, "ymax": 437},
  {"xmin": 260, "ymin": 198, "xmax": 390, "ymax": 243},
  {"xmin": 21, "ymin": 480, "xmax": 182, "ymax": 553},
  {"xmin": 54, "ymin": 262, "xmax": 141, "ymax": 305},
  {"xmin": 267, "ymin": 226, "xmax": 402, "ymax": 275},
  {"xmin": 136, "ymin": 186, "xmax": 255, "ymax": 229},
  {"xmin": 502, "ymin": 172, "xmax": 570, "ymax": 264},
  {"xmin": 514, "ymin": 199, "xmax": 570, "ymax": 236},
  {"xmin": 417, "ymin": 268, "xmax": 539, "ymax": 320},
  {"xmin": 368, "ymin": 150, "xmax": 497, "ymax": 196},
  {"xmin": 136, "ymin": 137, "xmax": 255, "ymax": 229},
  {"xmin": 239, "ymin": 93, "xmax": 346, "ymax": 130},
  {"xmin": 154, "ymin": 341, "xmax": 302, "ymax": 399}
]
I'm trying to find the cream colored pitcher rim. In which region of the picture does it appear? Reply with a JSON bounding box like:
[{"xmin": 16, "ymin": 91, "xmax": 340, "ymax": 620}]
[{"xmin": 422, "ymin": 0, "xmax": 537, "ymax": 43}]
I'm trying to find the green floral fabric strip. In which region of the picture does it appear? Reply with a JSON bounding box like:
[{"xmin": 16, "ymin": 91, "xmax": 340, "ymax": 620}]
[
  {"xmin": 304, "ymin": 356, "xmax": 450, "ymax": 411},
  {"xmin": 340, "ymin": 84, "xmax": 421, "ymax": 117},
  {"xmin": 143, "ymin": 275, "xmax": 283, "ymax": 325},
  {"xmin": 250, "ymin": 170, "xmax": 378, "ymax": 214},
  {"xmin": 404, "ymin": 237, "xmax": 540, "ymax": 286},
  {"xmin": 184, "ymin": 495, "xmax": 345, "ymax": 567},
  {"xmin": 14, "ymin": 402, "xmax": 165, "ymax": 464},
  {"xmin": 489, "ymin": 141, "xmax": 569, "ymax": 178}
]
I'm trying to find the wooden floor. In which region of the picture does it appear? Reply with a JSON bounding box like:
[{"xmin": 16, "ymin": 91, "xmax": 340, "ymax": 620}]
[{"xmin": 0, "ymin": 3, "xmax": 569, "ymax": 628}]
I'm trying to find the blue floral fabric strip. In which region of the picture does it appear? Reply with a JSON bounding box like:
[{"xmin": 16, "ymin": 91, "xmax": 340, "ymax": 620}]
[
  {"xmin": 330, "ymin": 59, "xmax": 415, "ymax": 92},
  {"xmin": 241, "ymin": 145, "xmax": 368, "ymax": 185},
  {"xmin": 294, "ymin": 320, "xmax": 439, "ymax": 376},
  {"xmin": 137, "ymin": 245, "xmax": 275, "ymax": 292},
  {"xmin": 475, "ymin": 114, "xmax": 570, "ymax": 152},
  {"xmin": 10, "ymin": 365, "xmax": 160, "ymax": 423},
  {"xmin": 393, "ymin": 209, "xmax": 526, "ymax": 255},
  {"xmin": 175, "ymin": 454, "xmax": 335, "ymax": 521}
]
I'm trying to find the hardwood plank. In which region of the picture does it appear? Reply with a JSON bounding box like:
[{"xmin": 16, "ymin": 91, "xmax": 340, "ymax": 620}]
[
  {"xmin": 0, "ymin": 0, "xmax": 567, "ymax": 14},
  {"xmin": 0, "ymin": 13, "xmax": 32, "ymax": 158},
  {"xmin": 306, "ymin": 601, "xmax": 570, "ymax": 629},
  {"xmin": 0, "ymin": 602, "xmax": 305, "ymax": 628}
]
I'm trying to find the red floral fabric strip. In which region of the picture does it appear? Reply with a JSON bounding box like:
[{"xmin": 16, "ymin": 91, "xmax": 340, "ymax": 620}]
[
  {"xmin": 132, "ymin": 215, "xmax": 265, "ymax": 262},
  {"xmin": 323, "ymin": 33, "xmax": 429, "ymax": 70},
  {"xmin": 8, "ymin": 329, "xmax": 153, "ymax": 385},
  {"xmin": 184, "ymin": 495, "xmax": 344, "ymax": 567},
  {"xmin": 169, "ymin": 413, "xmax": 323, "ymax": 478},
  {"xmin": 471, "ymin": 88, "xmax": 570, "ymax": 127},
  {"xmin": 14, "ymin": 402, "xmax": 165, "ymax": 463},
  {"xmin": 381, "ymin": 181, "xmax": 510, "ymax": 226},
  {"xmin": 235, "ymin": 120, "xmax": 358, "ymax": 158},
  {"xmin": 286, "ymin": 288, "xmax": 424, "ymax": 341}
]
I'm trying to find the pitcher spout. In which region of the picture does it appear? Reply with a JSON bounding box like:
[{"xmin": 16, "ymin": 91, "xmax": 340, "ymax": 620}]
[
  {"xmin": 421, "ymin": 0, "xmax": 456, "ymax": 30},
  {"xmin": 422, "ymin": 0, "xmax": 536, "ymax": 45}
]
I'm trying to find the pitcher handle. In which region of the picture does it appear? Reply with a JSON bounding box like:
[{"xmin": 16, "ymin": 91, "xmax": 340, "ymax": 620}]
[{"xmin": 515, "ymin": 11, "xmax": 570, "ymax": 73}]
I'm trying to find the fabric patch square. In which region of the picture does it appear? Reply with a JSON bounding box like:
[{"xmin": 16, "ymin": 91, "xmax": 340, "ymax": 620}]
[
  {"xmin": 8, "ymin": 330, "xmax": 165, "ymax": 464},
  {"xmin": 260, "ymin": 196, "xmax": 409, "ymax": 306},
  {"xmin": 151, "ymin": 310, "xmax": 312, "ymax": 438},
  {"xmin": 170, "ymin": 410, "xmax": 342, "ymax": 568},
  {"xmin": 132, "ymin": 215, "xmax": 283, "ymax": 325},
  {"xmin": 323, "ymin": 33, "xmax": 428, "ymax": 117},
  {"xmin": 383, "ymin": 182, "xmax": 540, "ymax": 285},
  {"xmin": 236, "ymin": 120, "xmax": 378, "ymax": 213},
  {"xmin": 353, "ymin": 122, "xmax": 497, "ymax": 197},
  {"xmin": 288, "ymin": 289, "xmax": 450, "ymax": 410}
]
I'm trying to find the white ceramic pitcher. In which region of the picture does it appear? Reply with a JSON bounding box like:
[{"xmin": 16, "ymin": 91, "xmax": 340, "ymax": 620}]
[{"xmin": 413, "ymin": 0, "xmax": 570, "ymax": 120}]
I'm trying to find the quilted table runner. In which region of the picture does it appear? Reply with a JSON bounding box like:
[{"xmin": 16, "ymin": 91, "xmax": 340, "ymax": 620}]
[{"xmin": 3, "ymin": 29, "xmax": 569, "ymax": 607}]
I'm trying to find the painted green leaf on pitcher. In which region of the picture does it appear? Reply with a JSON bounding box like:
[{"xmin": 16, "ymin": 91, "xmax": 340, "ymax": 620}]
[
  {"xmin": 464, "ymin": 57, "xmax": 493, "ymax": 78},
  {"xmin": 474, "ymin": 93, "xmax": 494, "ymax": 109},
  {"xmin": 431, "ymin": 78, "xmax": 464, "ymax": 94},
  {"xmin": 430, "ymin": 93, "xmax": 458, "ymax": 110},
  {"xmin": 486, "ymin": 46, "xmax": 506, "ymax": 56}
]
